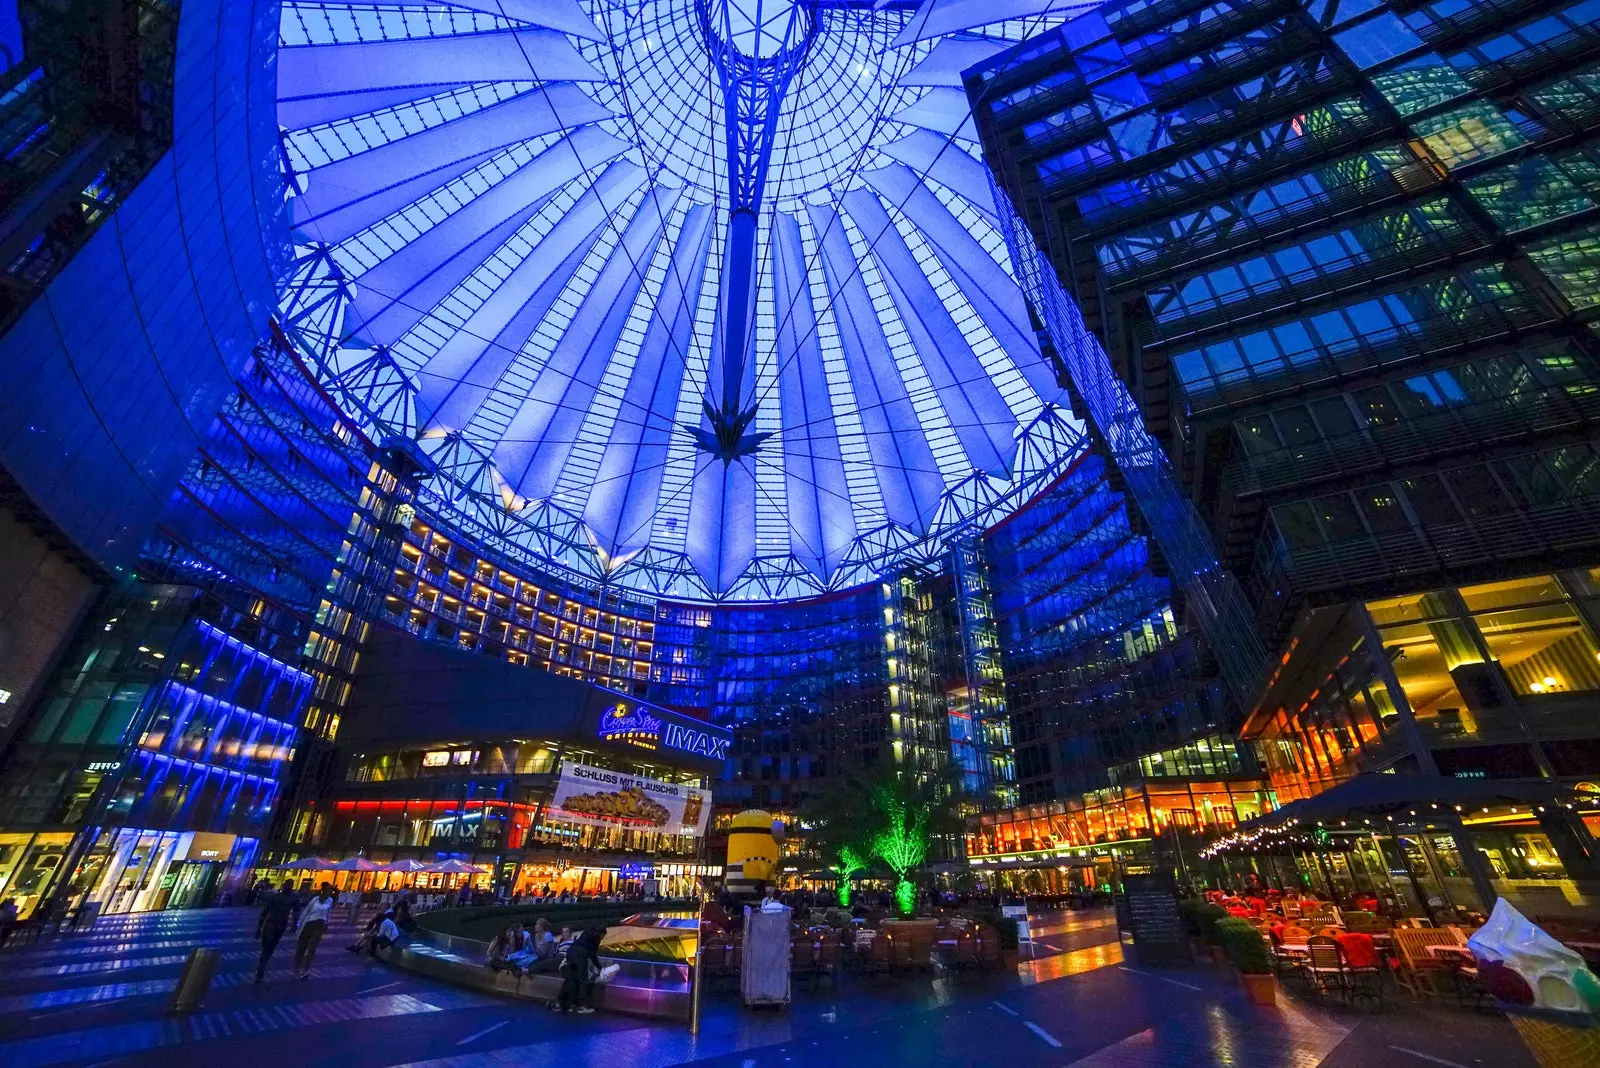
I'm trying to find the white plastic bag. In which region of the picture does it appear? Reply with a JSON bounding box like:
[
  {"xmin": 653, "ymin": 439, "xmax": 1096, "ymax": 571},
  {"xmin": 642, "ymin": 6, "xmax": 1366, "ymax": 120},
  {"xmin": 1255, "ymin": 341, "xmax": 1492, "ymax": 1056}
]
[{"xmin": 1467, "ymin": 898, "xmax": 1594, "ymax": 1012}]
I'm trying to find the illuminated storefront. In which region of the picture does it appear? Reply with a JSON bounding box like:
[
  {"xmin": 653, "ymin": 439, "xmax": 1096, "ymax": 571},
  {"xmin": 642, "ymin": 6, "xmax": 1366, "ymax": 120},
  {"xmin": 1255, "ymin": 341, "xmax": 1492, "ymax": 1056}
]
[
  {"xmin": 291, "ymin": 625, "xmax": 730, "ymax": 895},
  {"xmin": 966, "ymin": 778, "xmax": 1276, "ymax": 892}
]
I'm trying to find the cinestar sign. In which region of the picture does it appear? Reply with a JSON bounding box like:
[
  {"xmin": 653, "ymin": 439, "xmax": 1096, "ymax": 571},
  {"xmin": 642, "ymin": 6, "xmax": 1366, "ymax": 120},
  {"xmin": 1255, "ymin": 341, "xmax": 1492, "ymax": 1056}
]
[
  {"xmin": 594, "ymin": 703, "xmax": 730, "ymax": 761},
  {"xmin": 597, "ymin": 704, "xmax": 664, "ymax": 749}
]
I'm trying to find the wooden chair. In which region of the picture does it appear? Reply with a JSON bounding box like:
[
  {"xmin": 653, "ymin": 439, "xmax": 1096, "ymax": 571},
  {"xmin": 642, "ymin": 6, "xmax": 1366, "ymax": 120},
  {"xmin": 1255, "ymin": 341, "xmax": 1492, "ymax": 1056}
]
[
  {"xmin": 862, "ymin": 932, "xmax": 893, "ymax": 977},
  {"xmin": 1265, "ymin": 928, "xmax": 1300, "ymax": 977},
  {"xmin": 945, "ymin": 932, "xmax": 980, "ymax": 976},
  {"xmin": 701, "ymin": 938, "xmax": 739, "ymax": 989},
  {"xmin": 1334, "ymin": 933, "xmax": 1385, "ymax": 1010},
  {"xmin": 791, "ymin": 937, "xmax": 819, "ymax": 987},
  {"xmin": 1392, "ymin": 928, "xmax": 1459, "ymax": 998},
  {"xmin": 974, "ymin": 927, "xmax": 1003, "ymax": 971},
  {"xmin": 1302, "ymin": 937, "xmax": 1348, "ymax": 1001},
  {"xmin": 814, "ymin": 936, "xmax": 842, "ymax": 989}
]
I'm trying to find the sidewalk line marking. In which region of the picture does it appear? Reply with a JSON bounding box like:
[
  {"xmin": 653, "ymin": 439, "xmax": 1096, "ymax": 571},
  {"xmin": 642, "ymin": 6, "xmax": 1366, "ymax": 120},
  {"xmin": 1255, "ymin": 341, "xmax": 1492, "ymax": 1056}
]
[
  {"xmin": 456, "ymin": 1020, "xmax": 509, "ymax": 1046},
  {"xmin": 1117, "ymin": 966, "xmax": 1201, "ymax": 991},
  {"xmin": 992, "ymin": 1000, "xmax": 1019, "ymax": 1016},
  {"xmin": 361, "ymin": 981, "xmax": 402, "ymax": 994},
  {"xmin": 1025, "ymin": 1021, "xmax": 1062, "ymax": 1047},
  {"xmin": 1389, "ymin": 1047, "xmax": 1471, "ymax": 1068}
]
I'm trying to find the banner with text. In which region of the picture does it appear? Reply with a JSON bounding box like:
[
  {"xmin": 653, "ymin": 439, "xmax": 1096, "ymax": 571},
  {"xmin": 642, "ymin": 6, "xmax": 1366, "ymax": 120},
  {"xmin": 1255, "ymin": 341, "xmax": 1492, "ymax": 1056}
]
[{"xmin": 550, "ymin": 761, "xmax": 711, "ymax": 837}]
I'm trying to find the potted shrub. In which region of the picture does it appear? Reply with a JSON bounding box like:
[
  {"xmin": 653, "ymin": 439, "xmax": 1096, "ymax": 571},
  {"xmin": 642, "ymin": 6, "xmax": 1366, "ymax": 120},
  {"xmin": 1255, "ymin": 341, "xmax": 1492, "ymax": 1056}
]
[
  {"xmin": 1179, "ymin": 900, "xmax": 1229, "ymax": 963},
  {"xmin": 1215, "ymin": 917, "xmax": 1276, "ymax": 1006}
]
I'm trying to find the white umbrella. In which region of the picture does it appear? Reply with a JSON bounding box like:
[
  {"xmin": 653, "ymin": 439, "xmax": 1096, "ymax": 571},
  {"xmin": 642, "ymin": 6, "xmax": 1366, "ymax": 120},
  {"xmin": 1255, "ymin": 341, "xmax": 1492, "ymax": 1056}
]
[
  {"xmin": 328, "ymin": 856, "xmax": 383, "ymax": 872},
  {"xmin": 423, "ymin": 859, "xmax": 483, "ymax": 874},
  {"xmin": 273, "ymin": 857, "xmax": 332, "ymax": 871},
  {"xmin": 383, "ymin": 859, "xmax": 430, "ymax": 873}
]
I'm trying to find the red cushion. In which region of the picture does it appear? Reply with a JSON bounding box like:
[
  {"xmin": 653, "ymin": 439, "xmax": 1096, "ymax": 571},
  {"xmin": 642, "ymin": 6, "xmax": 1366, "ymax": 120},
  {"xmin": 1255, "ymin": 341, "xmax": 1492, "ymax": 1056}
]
[{"xmin": 1335, "ymin": 932, "xmax": 1378, "ymax": 969}]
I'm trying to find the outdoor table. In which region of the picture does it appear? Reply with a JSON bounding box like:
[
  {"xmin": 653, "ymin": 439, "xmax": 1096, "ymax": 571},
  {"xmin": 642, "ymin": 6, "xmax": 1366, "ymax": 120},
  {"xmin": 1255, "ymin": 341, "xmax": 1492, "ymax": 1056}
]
[{"xmin": 1425, "ymin": 944, "xmax": 1475, "ymax": 965}]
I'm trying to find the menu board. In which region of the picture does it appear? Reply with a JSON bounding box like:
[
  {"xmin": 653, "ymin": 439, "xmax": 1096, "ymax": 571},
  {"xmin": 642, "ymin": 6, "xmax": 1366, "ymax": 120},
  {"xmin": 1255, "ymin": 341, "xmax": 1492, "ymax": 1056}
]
[{"xmin": 1118, "ymin": 872, "xmax": 1189, "ymax": 965}]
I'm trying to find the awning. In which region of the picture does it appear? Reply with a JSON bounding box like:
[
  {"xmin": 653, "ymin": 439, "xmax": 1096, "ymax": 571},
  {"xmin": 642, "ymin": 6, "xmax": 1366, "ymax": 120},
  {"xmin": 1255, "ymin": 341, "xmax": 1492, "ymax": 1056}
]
[
  {"xmin": 1204, "ymin": 774, "xmax": 1574, "ymax": 858},
  {"xmin": 1236, "ymin": 774, "xmax": 1569, "ymax": 836}
]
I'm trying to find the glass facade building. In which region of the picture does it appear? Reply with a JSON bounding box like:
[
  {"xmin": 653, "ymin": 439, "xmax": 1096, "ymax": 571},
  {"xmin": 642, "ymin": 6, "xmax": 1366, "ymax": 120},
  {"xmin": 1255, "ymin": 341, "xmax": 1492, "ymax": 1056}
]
[
  {"xmin": 971, "ymin": 0, "xmax": 1600, "ymax": 901},
  {"xmin": 970, "ymin": 0, "xmax": 1600, "ymax": 644}
]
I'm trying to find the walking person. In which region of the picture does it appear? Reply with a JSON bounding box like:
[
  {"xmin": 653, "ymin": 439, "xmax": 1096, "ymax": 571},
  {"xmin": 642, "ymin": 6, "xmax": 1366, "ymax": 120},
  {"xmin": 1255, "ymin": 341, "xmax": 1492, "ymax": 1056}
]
[
  {"xmin": 254, "ymin": 881, "xmax": 297, "ymax": 982},
  {"xmin": 293, "ymin": 883, "xmax": 336, "ymax": 979}
]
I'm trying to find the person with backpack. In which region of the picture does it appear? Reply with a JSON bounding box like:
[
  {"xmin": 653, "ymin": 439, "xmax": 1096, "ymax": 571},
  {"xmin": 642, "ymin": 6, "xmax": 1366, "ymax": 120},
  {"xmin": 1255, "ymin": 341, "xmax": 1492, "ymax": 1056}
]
[{"xmin": 254, "ymin": 881, "xmax": 297, "ymax": 982}]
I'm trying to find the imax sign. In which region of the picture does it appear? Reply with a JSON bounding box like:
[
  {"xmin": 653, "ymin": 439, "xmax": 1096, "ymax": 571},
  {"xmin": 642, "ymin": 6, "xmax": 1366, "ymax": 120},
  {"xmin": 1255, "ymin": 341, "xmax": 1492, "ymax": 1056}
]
[{"xmin": 663, "ymin": 722, "xmax": 730, "ymax": 761}]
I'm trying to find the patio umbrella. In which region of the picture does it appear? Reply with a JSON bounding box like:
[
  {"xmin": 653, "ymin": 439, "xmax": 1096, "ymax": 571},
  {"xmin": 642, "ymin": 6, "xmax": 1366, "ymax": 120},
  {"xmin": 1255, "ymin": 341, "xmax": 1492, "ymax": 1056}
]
[
  {"xmin": 273, "ymin": 857, "xmax": 333, "ymax": 871},
  {"xmin": 328, "ymin": 856, "xmax": 384, "ymax": 872},
  {"xmin": 383, "ymin": 859, "xmax": 430, "ymax": 873},
  {"xmin": 423, "ymin": 859, "xmax": 483, "ymax": 874}
]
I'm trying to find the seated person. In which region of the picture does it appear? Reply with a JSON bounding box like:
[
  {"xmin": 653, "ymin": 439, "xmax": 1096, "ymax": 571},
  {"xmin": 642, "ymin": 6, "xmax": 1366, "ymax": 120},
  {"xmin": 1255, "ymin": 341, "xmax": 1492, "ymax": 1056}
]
[
  {"xmin": 487, "ymin": 924, "xmax": 521, "ymax": 971},
  {"xmin": 528, "ymin": 925, "xmax": 573, "ymax": 975}
]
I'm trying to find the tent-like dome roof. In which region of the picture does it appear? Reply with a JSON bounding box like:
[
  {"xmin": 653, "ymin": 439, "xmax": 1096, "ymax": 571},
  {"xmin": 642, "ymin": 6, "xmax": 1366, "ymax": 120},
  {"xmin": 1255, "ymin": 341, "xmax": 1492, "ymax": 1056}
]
[{"xmin": 274, "ymin": 0, "xmax": 1094, "ymax": 600}]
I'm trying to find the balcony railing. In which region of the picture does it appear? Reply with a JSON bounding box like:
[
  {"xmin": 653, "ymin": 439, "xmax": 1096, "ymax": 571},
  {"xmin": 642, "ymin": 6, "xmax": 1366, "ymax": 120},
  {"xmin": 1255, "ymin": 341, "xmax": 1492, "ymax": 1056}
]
[
  {"xmin": 1074, "ymin": 109, "xmax": 1395, "ymax": 239},
  {"xmin": 1172, "ymin": 297, "xmax": 1560, "ymax": 417},
  {"xmin": 1120, "ymin": 0, "xmax": 1299, "ymax": 75},
  {"xmin": 1099, "ymin": 160, "xmax": 1442, "ymax": 291},
  {"xmin": 1257, "ymin": 494, "xmax": 1600, "ymax": 598},
  {"xmin": 1144, "ymin": 222, "xmax": 1494, "ymax": 348},
  {"xmin": 1040, "ymin": 65, "xmax": 1359, "ymax": 199},
  {"xmin": 1226, "ymin": 386, "xmax": 1600, "ymax": 498}
]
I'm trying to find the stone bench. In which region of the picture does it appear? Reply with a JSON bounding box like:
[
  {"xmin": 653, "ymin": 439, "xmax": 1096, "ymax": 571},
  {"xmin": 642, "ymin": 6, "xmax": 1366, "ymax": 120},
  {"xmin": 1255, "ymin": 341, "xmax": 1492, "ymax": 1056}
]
[{"xmin": 380, "ymin": 941, "xmax": 690, "ymax": 1021}]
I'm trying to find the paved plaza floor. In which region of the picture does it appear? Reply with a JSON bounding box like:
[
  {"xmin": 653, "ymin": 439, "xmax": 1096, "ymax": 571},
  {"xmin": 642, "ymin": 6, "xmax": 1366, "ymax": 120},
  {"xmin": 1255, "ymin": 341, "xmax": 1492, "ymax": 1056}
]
[{"xmin": 0, "ymin": 907, "xmax": 1539, "ymax": 1067}]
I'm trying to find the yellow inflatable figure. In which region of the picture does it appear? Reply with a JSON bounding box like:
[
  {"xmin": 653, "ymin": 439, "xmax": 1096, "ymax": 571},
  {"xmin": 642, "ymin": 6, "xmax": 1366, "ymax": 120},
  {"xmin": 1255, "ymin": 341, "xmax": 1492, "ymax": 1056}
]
[{"xmin": 724, "ymin": 809, "xmax": 784, "ymax": 898}]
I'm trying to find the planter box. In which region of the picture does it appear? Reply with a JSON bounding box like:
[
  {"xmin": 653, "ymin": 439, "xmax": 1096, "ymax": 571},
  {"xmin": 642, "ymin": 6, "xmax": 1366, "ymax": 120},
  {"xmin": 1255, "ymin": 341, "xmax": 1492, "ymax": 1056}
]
[{"xmin": 1241, "ymin": 972, "xmax": 1277, "ymax": 1006}]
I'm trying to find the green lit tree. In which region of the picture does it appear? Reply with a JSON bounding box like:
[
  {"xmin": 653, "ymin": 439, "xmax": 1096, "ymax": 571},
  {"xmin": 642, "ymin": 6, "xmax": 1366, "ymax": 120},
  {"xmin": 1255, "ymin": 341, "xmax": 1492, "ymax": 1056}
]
[
  {"xmin": 800, "ymin": 776, "xmax": 873, "ymax": 907},
  {"xmin": 870, "ymin": 783, "xmax": 931, "ymax": 916},
  {"xmin": 803, "ymin": 761, "xmax": 961, "ymax": 916}
]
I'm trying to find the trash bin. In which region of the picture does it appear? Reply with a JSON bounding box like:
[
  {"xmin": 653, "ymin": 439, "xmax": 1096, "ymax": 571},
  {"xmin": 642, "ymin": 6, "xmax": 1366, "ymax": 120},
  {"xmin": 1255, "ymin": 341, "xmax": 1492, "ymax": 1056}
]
[{"xmin": 167, "ymin": 947, "xmax": 220, "ymax": 1013}]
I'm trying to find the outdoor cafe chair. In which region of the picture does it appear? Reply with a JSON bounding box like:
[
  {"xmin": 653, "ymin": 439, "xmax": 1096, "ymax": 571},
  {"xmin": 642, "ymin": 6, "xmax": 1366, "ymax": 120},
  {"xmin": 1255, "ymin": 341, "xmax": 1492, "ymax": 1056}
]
[
  {"xmin": 1302, "ymin": 938, "xmax": 1350, "ymax": 1002},
  {"xmin": 814, "ymin": 936, "xmax": 843, "ymax": 988},
  {"xmin": 791, "ymin": 937, "xmax": 820, "ymax": 986},
  {"xmin": 1393, "ymin": 928, "xmax": 1459, "ymax": 998}
]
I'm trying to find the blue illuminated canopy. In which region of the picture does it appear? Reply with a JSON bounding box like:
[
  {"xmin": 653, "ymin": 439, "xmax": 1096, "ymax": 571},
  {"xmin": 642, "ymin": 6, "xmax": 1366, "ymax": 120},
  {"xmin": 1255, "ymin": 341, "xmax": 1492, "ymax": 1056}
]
[{"xmin": 274, "ymin": 0, "xmax": 1099, "ymax": 600}]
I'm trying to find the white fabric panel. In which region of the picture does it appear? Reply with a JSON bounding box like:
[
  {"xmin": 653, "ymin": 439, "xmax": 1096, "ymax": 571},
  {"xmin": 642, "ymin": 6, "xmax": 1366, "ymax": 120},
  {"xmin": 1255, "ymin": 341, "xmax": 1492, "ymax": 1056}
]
[
  {"xmin": 863, "ymin": 163, "xmax": 1061, "ymax": 402},
  {"xmin": 384, "ymin": 0, "xmax": 606, "ymax": 41},
  {"xmin": 496, "ymin": 184, "xmax": 686, "ymax": 500},
  {"xmin": 277, "ymin": 30, "xmax": 605, "ymax": 97},
  {"xmin": 896, "ymin": 36, "xmax": 1013, "ymax": 86},
  {"xmin": 291, "ymin": 85, "xmax": 611, "ymax": 237},
  {"xmin": 842, "ymin": 188, "xmax": 1016, "ymax": 477},
  {"xmin": 584, "ymin": 204, "xmax": 716, "ymax": 557},
  {"xmin": 893, "ymin": 0, "xmax": 1099, "ymax": 46},
  {"xmin": 348, "ymin": 127, "xmax": 630, "ymax": 342},
  {"xmin": 429, "ymin": 236, "xmax": 596, "ymax": 431},
  {"xmin": 772, "ymin": 212, "xmax": 855, "ymax": 581},
  {"xmin": 416, "ymin": 161, "xmax": 644, "ymax": 427},
  {"xmin": 687, "ymin": 449, "xmax": 757, "ymax": 594},
  {"xmin": 808, "ymin": 204, "xmax": 945, "ymax": 534},
  {"xmin": 878, "ymin": 129, "xmax": 996, "ymax": 219},
  {"xmin": 279, "ymin": 85, "xmax": 453, "ymax": 130},
  {"xmin": 890, "ymin": 87, "xmax": 977, "ymax": 141}
]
